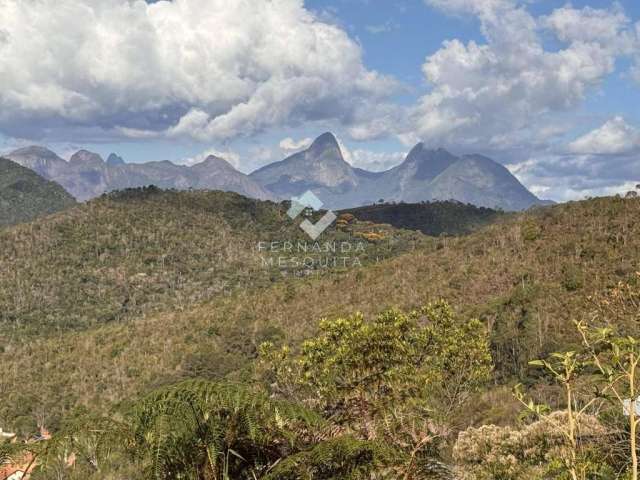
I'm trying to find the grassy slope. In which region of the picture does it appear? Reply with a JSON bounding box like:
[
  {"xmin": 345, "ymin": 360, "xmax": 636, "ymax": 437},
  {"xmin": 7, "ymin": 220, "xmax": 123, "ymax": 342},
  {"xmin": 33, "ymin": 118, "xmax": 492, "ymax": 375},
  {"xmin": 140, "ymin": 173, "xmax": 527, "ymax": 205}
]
[
  {"xmin": 1, "ymin": 195, "xmax": 638, "ymax": 433},
  {"xmin": 0, "ymin": 157, "xmax": 76, "ymax": 227},
  {"xmin": 341, "ymin": 200, "xmax": 503, "ymax": 236}
]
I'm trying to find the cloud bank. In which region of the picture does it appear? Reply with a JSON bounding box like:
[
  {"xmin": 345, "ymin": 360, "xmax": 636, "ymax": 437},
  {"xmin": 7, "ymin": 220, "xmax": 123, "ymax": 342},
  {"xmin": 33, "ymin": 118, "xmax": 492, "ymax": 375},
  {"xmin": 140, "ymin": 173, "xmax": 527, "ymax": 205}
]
[
  {"xmin": 0, "ymin": 0, "xmax": 394, "ymax": 141},
  {"xmin": 568, "ymin": 117, "xmax": 640, "ymax": 156},
  {"xmin": 409, "ymin": 0, "xmax": 637, "ymax": 148}
]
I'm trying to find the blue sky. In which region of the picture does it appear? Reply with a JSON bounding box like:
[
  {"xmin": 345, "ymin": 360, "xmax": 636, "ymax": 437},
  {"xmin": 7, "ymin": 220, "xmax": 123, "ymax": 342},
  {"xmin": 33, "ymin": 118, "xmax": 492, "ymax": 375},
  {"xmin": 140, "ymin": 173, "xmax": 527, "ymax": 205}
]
[
  {"xmin": 318, "ymin": 0, "xmax": 640, "ymax": 117},
  {"xmin": 0, "ymin": 0, "xmax": 639, "ymax": 201}
]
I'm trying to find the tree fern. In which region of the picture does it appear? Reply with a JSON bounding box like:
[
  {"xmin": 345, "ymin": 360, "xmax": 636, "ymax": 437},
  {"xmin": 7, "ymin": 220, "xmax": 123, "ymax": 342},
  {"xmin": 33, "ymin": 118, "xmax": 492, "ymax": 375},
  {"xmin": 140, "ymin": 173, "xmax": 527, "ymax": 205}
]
[
  {"xmin": 263, "ymin": 436, "xmax": 394, "ymax": 480},
  {"xmin": 128, "ymin": 380, "xmax": 323, "ymax": 479}
]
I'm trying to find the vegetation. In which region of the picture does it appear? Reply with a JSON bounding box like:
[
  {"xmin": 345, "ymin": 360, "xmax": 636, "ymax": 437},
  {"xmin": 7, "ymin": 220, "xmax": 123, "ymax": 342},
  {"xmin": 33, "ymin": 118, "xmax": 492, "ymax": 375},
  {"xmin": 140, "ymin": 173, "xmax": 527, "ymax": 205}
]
[
  {"xmin": 0, "ymin": 157, "xmax": 75, "ymax": 227},
  {"xmin": 340, "ymin": 200, "xmax": 503, "ymax": 236},
  {"xmin": 1, "ymin": 190, "xmax": 639, "ymax": 478},
  {"xmin": 0, "ymin": 187, "xmax": 423, "ymax": 337},
  {"xmin": 18, "ymin": 303, "xmax": 491, "ymax": 479},
  {"xmin": 258, "ymin": 301, "xmax": 491, "ymax": 432}
]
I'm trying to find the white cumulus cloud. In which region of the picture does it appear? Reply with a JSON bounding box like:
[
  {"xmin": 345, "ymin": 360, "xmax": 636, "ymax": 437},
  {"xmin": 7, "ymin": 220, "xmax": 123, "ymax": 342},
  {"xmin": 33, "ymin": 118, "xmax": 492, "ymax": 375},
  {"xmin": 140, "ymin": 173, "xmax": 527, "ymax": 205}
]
[
  {"xmin": 410, "ymin": 0, "xmax": 637, "ymax": 149},
  {"xmin": 542, "ymin": 5, "xmax": 633, "ymax": 46},
  {"xmin": 335, "ymin": 137, "xmax": 406, "ymax": 172},
  {"xmin": 348, "ymin": 149, "xmax": 406, "ymax": 172},
  {"xmin": 0, "ymin": 0, "xmax": 395, "ymax": 142},
  {"xmin": 568, "ymin": 117, "xmax": 640, "ymax": 156},
  {"xmin": 279, "ymin": 137, "xmax": 313, "ymax": 153}
]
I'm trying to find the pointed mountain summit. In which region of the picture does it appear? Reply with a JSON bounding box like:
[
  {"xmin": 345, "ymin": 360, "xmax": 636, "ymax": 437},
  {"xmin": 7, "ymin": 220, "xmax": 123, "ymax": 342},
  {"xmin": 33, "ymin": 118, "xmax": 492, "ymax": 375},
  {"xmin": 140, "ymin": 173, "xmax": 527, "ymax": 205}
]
[
  {"xmin": 191, "ymin": 155, "xmax": 235, "ymax": 170},
  {"xmin": 307, "ymin": 131, "xmax": 341, "ymax": 155},
  {"xmin": 398, "ymin": 144, "xmax": 458, "ymax": 181},
  {"xmin": 249, "ymin": 132, "xmax": 358, "ymax": 201},
  {"xmin": 372, "ymin": 146, "xmax": 459, "ymax": 202}
]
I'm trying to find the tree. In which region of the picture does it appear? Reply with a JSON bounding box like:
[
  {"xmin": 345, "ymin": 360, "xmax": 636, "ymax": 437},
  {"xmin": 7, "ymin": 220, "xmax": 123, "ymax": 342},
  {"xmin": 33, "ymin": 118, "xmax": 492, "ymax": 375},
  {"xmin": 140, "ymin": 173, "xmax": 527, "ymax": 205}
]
[
  {"xmin": 127, "ymin": 380, "xmax": 323, "ymax": 480},
  {"xmin": 578, "ymin": 322, "xmax": 640, "ymax": 480},
  {"xmin": 259, "ymin": 301, "xmax": 493, "ymax": 476},
  {"xmin": 519, "ymin": 351, "xmax": 601, "ymax": 480}
]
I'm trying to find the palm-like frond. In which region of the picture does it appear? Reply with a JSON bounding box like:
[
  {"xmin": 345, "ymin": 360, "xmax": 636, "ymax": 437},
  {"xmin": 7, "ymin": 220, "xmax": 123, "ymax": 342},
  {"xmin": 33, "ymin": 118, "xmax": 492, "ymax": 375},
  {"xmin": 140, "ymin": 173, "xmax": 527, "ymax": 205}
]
[
  {"xmin": 129, "ymin": 379, "xmax": 323, "ymax": 479},
  {"xmin": 0, "ymin": 441, "xmax": 21, "ymax": 466},
  {"xmin": 263, "ymin": 435, "xmax": 395, "ymax": 480}
]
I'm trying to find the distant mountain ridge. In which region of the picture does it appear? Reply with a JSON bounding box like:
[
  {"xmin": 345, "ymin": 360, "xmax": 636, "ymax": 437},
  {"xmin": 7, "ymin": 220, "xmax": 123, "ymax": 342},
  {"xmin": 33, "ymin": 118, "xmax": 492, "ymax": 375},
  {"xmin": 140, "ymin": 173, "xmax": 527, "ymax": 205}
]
[
  {"xmin": 251, "ymin": 132, "xmax": 547, "ymax": 211},
  {"xmin": 6, "ymin": 147, "xmax": 274, "ymax": 202},
  {"xmin": 7, "ymin": 133, "xmax": 548, "ymax": 210},
  {"xmin": 0, "ymin": 157, "xmax": 76, "ymax": 227}
]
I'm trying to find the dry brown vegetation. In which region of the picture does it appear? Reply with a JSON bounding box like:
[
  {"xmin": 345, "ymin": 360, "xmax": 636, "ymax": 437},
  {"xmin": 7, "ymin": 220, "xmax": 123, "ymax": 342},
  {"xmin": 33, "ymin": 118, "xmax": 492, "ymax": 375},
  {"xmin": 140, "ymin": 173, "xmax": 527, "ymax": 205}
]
[
  {"xmin": 1, "ymin": 194, "xmax": 638, "ymax": 437},
  {"xmin": 0, "ymin": 187, "xmax": 422, "ymax": 338}
]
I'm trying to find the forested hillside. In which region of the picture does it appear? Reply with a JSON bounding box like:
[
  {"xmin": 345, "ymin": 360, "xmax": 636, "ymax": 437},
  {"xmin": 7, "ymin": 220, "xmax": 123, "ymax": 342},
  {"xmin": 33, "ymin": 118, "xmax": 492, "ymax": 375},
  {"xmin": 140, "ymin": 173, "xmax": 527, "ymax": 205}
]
[
  {"xmin": 342, "ymin": 200, "xmax": 503, "ymax": 236},
  {"xmin": 1, "ymin": 193, "xmax": 639, "ymax": 478},
  {"xmin": 0, "ymin": 187, "xmax": 423, "ymax": 337},
  {"xmin": 0, "ymin": 157, "xmax": 75, "ymax": 227}
]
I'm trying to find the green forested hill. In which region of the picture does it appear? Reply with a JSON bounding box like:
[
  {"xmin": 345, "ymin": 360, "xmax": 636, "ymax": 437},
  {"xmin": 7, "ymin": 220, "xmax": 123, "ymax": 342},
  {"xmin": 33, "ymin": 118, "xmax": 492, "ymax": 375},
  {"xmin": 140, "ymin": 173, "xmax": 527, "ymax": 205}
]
[
  {"xmin": 0, "ymin": 157, "xmax": 76, "ymax": 227},
  {"xmin": 1, "ymin": 194, "xmax": 638, "ymax": 439},
  {"xmin": 341, "ymin": 200, "xmax": 503, "ymax": 236},
  {"xmin": 0, "ymin": 187, "xmax": 424, "ymax": 337}
]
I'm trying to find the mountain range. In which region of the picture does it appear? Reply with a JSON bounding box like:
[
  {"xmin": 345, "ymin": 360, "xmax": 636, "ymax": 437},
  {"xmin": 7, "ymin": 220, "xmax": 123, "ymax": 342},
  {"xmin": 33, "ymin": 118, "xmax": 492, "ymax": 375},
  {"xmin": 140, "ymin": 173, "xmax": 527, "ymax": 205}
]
[
  {"xmin": 5, "ymin": 146, "xmax": 274, "ymax": 202},
  {"xmin": 251, "ymin": 134, "xmax": 547, "ymax": 210},
  {"xmin": 5, "ymin": 133, "xmax": 549, "ymax": 210}
]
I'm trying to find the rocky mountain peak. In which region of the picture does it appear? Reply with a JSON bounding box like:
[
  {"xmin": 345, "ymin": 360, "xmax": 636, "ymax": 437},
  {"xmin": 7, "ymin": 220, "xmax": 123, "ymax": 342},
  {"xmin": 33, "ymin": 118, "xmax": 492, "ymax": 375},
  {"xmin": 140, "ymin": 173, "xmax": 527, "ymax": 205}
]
[
  {"xmin": 70, "ymin": 150, "xmax": 105, "ymax": 168},
  {"xmin": 10, "ymin": 146, "xmax": 61, "ymax": 160},
  {"xmin": 309, "ymin": 132, "xmax": 340, "ymax": 151},
  {"xmin": 191, "ymin": 155, "xmax": 236, "ymax": 171},
  {"xmin": 400, "ymin": 144, "xmax": 457, "ymax": 181},
  {"xmin": 107, "ymin": 153, "xmax": 125, "ymax": 166},
  {"xmin": 305, "ymin": 132, "xmax": 349, "ymax": 169},
  {"xmin": 5, "ymin": 146, "xmax": 68, "ymax": 179},
  {"xmin": 204, "ymin": 155, "xmax": 231, "ymax": 166}
]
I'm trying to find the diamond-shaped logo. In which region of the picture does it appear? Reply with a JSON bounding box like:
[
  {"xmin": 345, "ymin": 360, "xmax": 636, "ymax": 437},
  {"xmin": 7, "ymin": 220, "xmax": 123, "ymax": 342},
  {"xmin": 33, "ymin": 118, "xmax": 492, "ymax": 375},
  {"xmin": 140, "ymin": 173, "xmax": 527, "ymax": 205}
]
[{"xmin": 287, "ymin": 191, "xmax": 337, "ymax": 240}]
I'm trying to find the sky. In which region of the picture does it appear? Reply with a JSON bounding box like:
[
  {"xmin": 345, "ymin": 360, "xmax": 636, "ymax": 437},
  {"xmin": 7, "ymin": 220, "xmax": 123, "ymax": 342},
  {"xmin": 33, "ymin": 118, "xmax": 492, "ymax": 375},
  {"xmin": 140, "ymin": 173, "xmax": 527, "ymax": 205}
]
[{"xmin": 0, "ymin": 0, "xmax": 639, "ymax": 201}]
